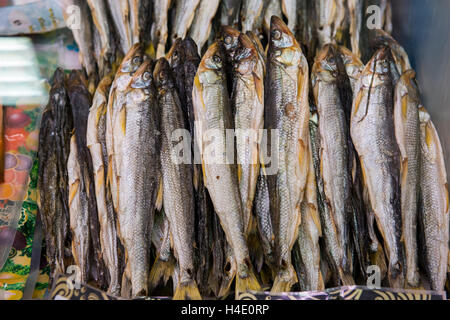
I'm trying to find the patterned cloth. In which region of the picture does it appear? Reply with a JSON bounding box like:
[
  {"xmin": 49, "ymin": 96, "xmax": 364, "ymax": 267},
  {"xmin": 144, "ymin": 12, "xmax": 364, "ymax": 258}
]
[{"xmin": 0, "ymin": 159, "xmax": 50, "ymax": 300}]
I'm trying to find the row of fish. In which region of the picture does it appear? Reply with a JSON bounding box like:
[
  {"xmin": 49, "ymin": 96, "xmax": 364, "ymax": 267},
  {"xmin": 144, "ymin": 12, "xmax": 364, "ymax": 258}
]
[
  {"xmin": 60, "ymin": 0, "xmax": 393, "ymax": 94},
  {"xmin": 38, "ymin": 2, "xmax": 449, "ymax": 299}
]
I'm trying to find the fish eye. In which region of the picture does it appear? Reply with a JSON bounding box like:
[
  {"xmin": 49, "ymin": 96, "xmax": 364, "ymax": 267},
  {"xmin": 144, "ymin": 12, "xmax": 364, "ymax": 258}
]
[
  {"xmin": 159, "ymin": 71, "xmax": 165, "ymax": 79},
  {"xmin": 133, "ymin": 56, "xmax": 142, "ymax": 65},
  {"xmin": 272, "ymin": 29, "xmax": 281, "ymax": 40},
  {"xmin": 213, "ymin": 55, "xmax": 221, "ymax": 64},
  {"xmin": 173, "ymin": 51, "xmax": 179, "ymax": 59},
  {"xmin": 143, "ymin": 72, "xmax": 151, "ymax": 81},
  {"xmin": 224, "ymin": 36, "xmax": 232, "ymax": 45}
]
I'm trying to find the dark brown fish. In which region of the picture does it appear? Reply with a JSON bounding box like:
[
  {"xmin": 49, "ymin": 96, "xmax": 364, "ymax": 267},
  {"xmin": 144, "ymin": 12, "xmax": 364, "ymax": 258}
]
[
  {"xmin": 67, "ymin": 70, "xmax": 107, "ymax": 290},
  {"xmin": 38, "ymin": 68, "xmax": 72, "ymax": 284}
]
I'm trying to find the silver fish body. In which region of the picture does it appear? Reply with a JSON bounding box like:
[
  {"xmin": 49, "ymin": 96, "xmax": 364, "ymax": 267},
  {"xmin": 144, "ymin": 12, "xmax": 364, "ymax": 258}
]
[
  {"xmin": 350, "ymin": 48, "xmax": 403, "ymax": 287},
  {"xmin": 117, "ymin": 61, "xmax": 160, "ymax": 297},
  {"xmin": 265, "ymin": 17, "xmax": 310, "ymax": 292},
  {"xmin": 418, "ymin": 107, "xmax": 449, "ymax": 291},
  {"xmin": 393, "ymin": 70, "xmax": 421, "ymax": 288}
]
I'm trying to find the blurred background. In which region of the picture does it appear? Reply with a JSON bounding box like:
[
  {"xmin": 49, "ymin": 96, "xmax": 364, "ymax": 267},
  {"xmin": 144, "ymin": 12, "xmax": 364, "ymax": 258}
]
[{"xmin": 392, "ymin": 0, "xmax": 450, "ymax": 176}]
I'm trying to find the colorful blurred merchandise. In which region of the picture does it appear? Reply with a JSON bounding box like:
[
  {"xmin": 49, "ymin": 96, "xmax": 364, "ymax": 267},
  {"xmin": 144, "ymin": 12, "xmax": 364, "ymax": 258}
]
[
  {"xmin": 0, "ymin": 159, "xmax": 50, "ymax": 300},
  {"xmin": 0, "ymin": 0, "xmax": 66, "ymax": 36}
]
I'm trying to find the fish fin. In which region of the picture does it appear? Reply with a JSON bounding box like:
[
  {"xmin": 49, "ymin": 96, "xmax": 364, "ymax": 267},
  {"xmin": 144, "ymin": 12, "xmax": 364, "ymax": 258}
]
[
  {"xmin": 444, "ymin": 183, "xmax": 449, "ymax": 214},
  {"xmin": 68, "ymin": 180, "xmax": 80, "ymax": 206},
  {"xmin": 145, "ymin": 42, "xmax": 156, "ymax": 60},
  {"xmin": 310, "ymin": 204, "xmax": 322, "ymax": 237},
  {"xmin": 318, "ymin": 269, "xmax": 326, "ymax": 290},
  {"xmin": 271, "ymin": 264, "xmax": 297, "ymax": 293},
  {"xmin": 237, "ymin": 164, "xmax": 242, "ymax": 182},
  {"xmin": 235, "ymin": 266, "xmax": 261, "ymax": 298},
  {"xmin": 248, "ymin": 226, "xmax": 264, "ymax": 273},
  {"xmin": 193, "ymin": 165, "xmax": 199, "ymax": 191},
  {"xmin": 173, "ymin": 280, "xmax": 202, "ymax": 300},
  {"xmin": 352, "ymin": 90, "xmax": 364, "ymax": 117},
  {"xmin": 253, "ymin": 72, "xmax": 264, "ymax": 104},
  {"xmin": 148, "ymin": 256, "xmax": 175, "ymax": 290},
  {"xmin": 217, "ymin": 257, "xmax": 237, "ymax": 298},
  {"xmin": 155, "ymin": 177, "xmax": 163, "ymax": 211},
  {"xmin": 370, "ymin": 243, "xmax": 387, "ymax": 280},
  {"xmin": 340, "ymin": 271, "xmax": 355, "ymax": 286}
]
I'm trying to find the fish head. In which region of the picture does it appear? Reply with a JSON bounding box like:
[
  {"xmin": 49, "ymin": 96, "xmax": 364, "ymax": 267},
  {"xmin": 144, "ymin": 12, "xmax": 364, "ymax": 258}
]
[
  {"xmin": 120, "ymin": 43, "xmax": 144, "ymax": 74},
  {"xmin": 269, "ymin": 16, "xmax": 301, "ymax": 67},
  {"xmin": 166, "ymin": 38, "xmax": 185, "ymax": 70},
  {"xmin": 130, "ymin": 60, "xmax": 154, "ymax": 90},
  {"xmin": 220, "ymin": 25, "xmax": 241, "ymax": 60},
  {"xmin": 397, "ymin": 69, "xmax": 421, "ymax": 104},
  {"xmin": 153, "ymin": 58, "xmax": 175, "ymax": 92},
  {"xmin": 361, "ymin": 47, "xmax": 392, "ymax": 88},
  {"xmin": 246, "ymin": 31, "xmax": 264, "ymax": 53},
  {"xmin": 234, "ymin": 34, "xmax": 257, "ymax": 76},
  {"xmin": 312, "ymin": 44, "xmax": 339, "ymax": 83},
  {"xmin": 183, "ymin": 37, "xmax": 201, "ymax": 63},
  {"xmin": 339, "ymin": 46, "xmax": 363, "ymax": 79},
  {"xmin": 197, "ymin": 43, "xmax": 225, "ymax": 85}
]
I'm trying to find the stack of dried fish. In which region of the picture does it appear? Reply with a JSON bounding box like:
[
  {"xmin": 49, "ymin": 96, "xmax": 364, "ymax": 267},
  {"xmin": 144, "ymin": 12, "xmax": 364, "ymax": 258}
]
[{"xmin": 37, "ymin": 0, "xmax": 449, "ymax": 299}]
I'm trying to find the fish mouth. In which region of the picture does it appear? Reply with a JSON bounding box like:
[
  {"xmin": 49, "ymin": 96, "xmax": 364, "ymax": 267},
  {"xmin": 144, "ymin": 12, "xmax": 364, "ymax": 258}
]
[
  {"xmin": 221, "ymin": 25, "xmax": 240, "ymax": 40},
  {"xmin": 375, "ymin": 46, "xmax": 389, "ymax": 60},
  {"xmin": 316, "ymin": 44, "xmax": 336, "ymax": 62},
  {"xmin": 166, "ymin": 38, "xmax": 183, "ymax": 61},
  {"xmin": 270, "ymin": 15, "xmax": 290, "ymax": 35},
  {"xmin": 133, "ymin": 60, "xmax": 153, "ymax": 79},
  {"xmin": 183, "ymin": 37, "xmax": 199, "ymax": 57},
  {"xmin": 123, "ymin": 43, "xmax": 142, "ymax": 63},
  {"xmin": 235, "ymin": 34, "xmax": 256, "ymax": 61},
  {"xmin": 153, "ymin": 58, "xmax": 171, "ymax": 83}
]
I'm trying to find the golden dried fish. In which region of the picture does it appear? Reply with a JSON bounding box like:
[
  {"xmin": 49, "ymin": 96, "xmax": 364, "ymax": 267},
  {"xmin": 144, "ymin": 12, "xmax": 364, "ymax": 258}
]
[
  {"xmin": 338, "ymin": 46, "xmax": 364, "ymax": 93},
  {"xmin": 233, "ymin": 34, "xmax": 264, "ymax": 236},
  {"xmin": 154, "ymin": 58, "xmax": 201, "ymax": 300},
  {"xmin": 189, "ymin": 0, "xmax": 221, "ymax": 54},
  {"xmin": 350, "ymin": 48, "xmax": 403, "ymax": 288},
  {"xmin": 418, "ymin": 107, "xmax": 449, "ymax": 291},
  {"xmin": 151, "ymin": 0, "xmax": 172, "ymax": 59},
  {"xmin": 106, "ymin": 44, "xmax": 144, "ymax": 214},
  {"xmin": 68, "ymin": 134, "xmax": 90, "ymax": 284},
  {"xmin": 296, "ymin": 148, "xmax": 324, "ymax": 291},
  {"xmin": 312, "ymin": 44, "xmax": 355, "ymax": 285},
  {"xmin": 106, "ymin": 0, "xmax": 133, "ymax": 55},
  {"xmin": 171, "ymin": 0, "xmax": 201, "ymax": 43},
  {"xmin": 393, "ymin": 70, "xmax": 421, "ymax": 288},
  {"xmin": 265, "ymin": 16, "xmax": 310, "ymax": 292},
  {"xmin": 87, "ymin": 74, "xmax": 120, "ymax": 295},
  {"xmin": 116, "ymin": 61, "xmax": 160, "ymax": 297},
  {"xmin": 193, "ymin": 42, "xmax": 261, "ymax": 297}
]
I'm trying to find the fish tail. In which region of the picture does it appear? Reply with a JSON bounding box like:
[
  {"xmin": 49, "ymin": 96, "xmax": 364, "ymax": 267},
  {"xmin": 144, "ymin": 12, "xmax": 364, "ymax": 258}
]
[
  {"xmin": 271, "ymin": 264, "xmax": 298, "ymax": 293},
  {"xmin": 217, "ymin": 271, "xmax": 236, "ymax": 298},
  {"xmin": 173, "ymin": 280, "xmax": 202, "ymax": 300},
  {"xmin": 148, "ymin": 256, "xmax": 175, "ymax": 290},
  {"xmin": 235, "ymin": 266, "xmax": 262, "ymax": 298},
  {"xmin": 339, "ymin": 271, "xmax": 356, "ymax": 286},
  {"xmin": 247, "ymin": 228, "xmax": 264, "ymax": 272}
]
